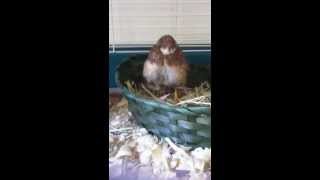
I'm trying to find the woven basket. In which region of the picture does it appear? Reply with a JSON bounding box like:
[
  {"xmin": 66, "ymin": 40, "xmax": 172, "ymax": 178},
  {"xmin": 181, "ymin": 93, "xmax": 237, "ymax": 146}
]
[{"xmin": 115, "ymin": 54, "xmax": 211, "ymax": 148}]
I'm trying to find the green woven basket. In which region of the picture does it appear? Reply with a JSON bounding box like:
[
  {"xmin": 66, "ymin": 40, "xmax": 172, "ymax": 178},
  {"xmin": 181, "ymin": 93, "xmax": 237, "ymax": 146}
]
[{"xmin": 115, "ymin": 54, "xmax": 212, "ymax": 148}]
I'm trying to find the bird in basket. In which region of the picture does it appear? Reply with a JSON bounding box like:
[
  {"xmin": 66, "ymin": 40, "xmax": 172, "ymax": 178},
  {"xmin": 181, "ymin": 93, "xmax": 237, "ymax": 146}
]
[{"xmin": 142, "ymin": 35, "xmax": 189, "ymax": 100}]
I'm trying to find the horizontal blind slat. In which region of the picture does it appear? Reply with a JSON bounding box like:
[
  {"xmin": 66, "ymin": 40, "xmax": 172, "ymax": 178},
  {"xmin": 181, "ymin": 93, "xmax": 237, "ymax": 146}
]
[{"xmin": 109, "ymin": 0, "xmax": 211, "ymax": 46}]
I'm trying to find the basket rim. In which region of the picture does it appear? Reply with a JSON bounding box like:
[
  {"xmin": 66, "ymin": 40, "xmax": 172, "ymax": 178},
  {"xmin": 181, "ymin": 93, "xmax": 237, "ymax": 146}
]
[{"xmin": 115, "ymin": 55, "xmax": 211, "ymax": 115}]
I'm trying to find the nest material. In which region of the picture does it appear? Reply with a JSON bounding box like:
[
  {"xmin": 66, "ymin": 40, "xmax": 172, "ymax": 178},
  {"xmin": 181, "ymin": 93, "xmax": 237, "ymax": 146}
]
[
  {"xmin": 124, "ymin": 80, "xmax": 211, "ymax": 107},
  {"xmin": 109, "ymin": 102, "xmax": 211, "ymax": 180}
]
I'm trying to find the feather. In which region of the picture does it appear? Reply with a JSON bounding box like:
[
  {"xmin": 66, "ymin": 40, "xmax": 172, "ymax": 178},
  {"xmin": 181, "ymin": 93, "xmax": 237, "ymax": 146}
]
[{"xmin": 142, "ymin": 35, "xmax": 189, "ymax": 91}]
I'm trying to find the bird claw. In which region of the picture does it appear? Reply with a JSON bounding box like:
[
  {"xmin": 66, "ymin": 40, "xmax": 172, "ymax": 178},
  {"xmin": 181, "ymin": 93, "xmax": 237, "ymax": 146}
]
[{"xmin": 159, "ymin": 93, "xmax": 171, "ymax": 100}]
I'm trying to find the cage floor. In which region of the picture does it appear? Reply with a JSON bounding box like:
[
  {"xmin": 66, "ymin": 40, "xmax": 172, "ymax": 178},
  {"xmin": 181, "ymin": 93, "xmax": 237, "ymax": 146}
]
[{"xmin": 108, "ymin": 94, "xmax": 211, "ymax": 180}]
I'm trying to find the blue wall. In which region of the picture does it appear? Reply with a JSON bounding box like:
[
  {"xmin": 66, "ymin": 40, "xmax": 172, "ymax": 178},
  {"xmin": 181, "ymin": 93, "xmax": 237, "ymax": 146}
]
[{"xmin": 109, "ymin": 51, "xmax": 211, "ymax": 88}]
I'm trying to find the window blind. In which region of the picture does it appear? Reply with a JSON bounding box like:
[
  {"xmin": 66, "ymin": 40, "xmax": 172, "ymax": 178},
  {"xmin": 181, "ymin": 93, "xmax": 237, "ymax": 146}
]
[{"xmin": 109, "ymin": 0, "xmax": 211, "ymax": 48}]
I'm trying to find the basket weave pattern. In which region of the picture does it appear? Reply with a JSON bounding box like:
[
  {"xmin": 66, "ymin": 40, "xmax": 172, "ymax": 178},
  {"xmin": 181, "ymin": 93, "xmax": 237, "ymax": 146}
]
[
  {"xmin": 123, "ymin": 88, "xmax": 211, "ymax": 148},
  {"xmin": 116, "ymin": 55, "xmax": 211, "ymax": 148}
]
